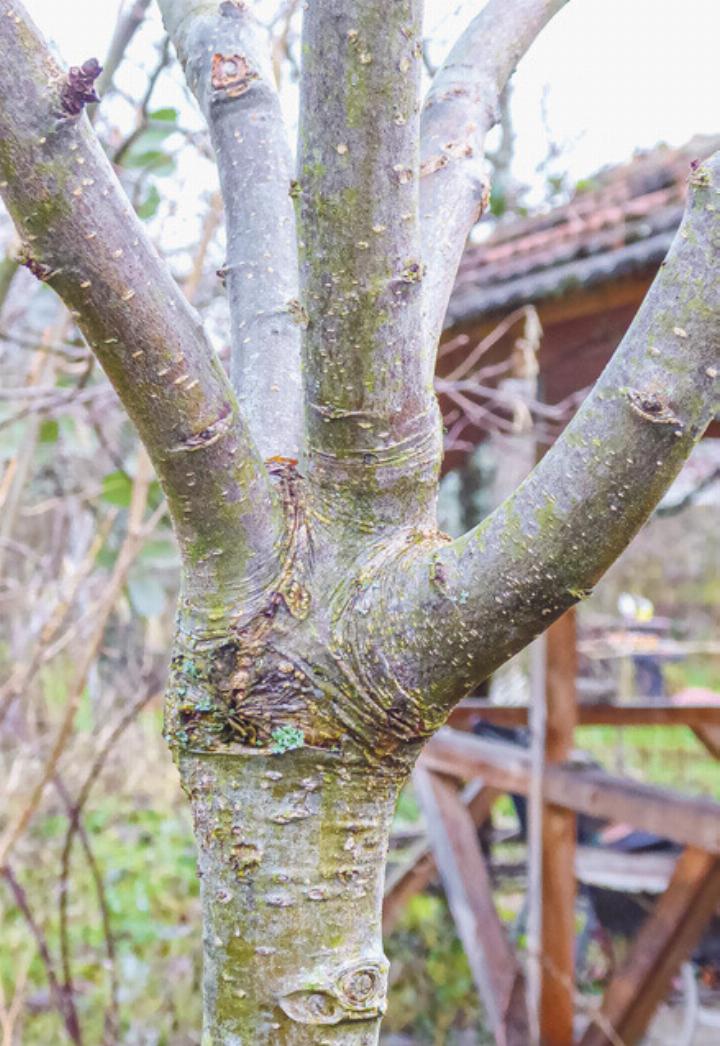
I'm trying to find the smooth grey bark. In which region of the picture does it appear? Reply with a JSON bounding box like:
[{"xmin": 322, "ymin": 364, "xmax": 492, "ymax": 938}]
[
  {"xmin": 297, "ymin": 0, "xmax": 443, "ymax": 532},
  {"xmin": 0, "ymin": 0, "xmax": 717, "ymax": 1043},
  {"xmin": 372, "ymin": 156, "xmax": 720, "ymax": 712},
  {"xmin": 159, "ymin": 0, "xmax": 303, "ymax": 460},
  {"xmin": 420, "ymin": 0, "xmax": 570, "ymax": 360}
]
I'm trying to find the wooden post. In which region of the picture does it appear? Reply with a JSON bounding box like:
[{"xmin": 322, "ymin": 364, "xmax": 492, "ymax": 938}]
[
  {"xmin": 540, "ymin": 609, "xmax": 578, "ymax": 1046},
  {"xmin": 414, "ymin": 767, "xmax": 528, "ymax": 1045},
  {"xmin": 579, "ymin": 847, "xmax": 720, "ymax": 1046}
]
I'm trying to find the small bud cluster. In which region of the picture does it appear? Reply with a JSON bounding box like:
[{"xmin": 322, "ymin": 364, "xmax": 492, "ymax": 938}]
[{"xmin": 61, "ymin": 58, "xmax": 102, "ymax": 116}]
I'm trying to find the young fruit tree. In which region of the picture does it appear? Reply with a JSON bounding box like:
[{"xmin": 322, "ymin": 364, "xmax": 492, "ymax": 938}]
[{"xmin": 1, "ymin": 0, "xmax": 718, "ymax": 1041}]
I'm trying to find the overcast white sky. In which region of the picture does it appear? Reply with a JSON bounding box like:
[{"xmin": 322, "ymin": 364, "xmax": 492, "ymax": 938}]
[{"xmin": 22, "ymin": 0, "xmax": 720, "ymax": 193}]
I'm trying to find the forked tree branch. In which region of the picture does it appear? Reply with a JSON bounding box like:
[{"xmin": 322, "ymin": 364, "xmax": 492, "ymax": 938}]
[
  {"xmin": 0, "ymin": 0, "xmax": 283, "ymax": 608},
  {"xmin": 420, "ymin": 0, "xmax": 569, "ymax": 361},
  {"xmin": 159, "ymin": 0, "xmax": 303, "ymax": 459},
  {"xmin": 371, "ymin": 154, "xmax": 720, "ymax": 710},
  {"xmin": 298, "ymin": 0, "xmax": 442, "ymax": 529}
]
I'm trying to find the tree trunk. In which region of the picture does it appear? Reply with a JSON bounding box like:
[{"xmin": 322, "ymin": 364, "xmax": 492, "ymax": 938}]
[{"xmin": 181, "ymin": 747, "xmax": 402, "ymax": 1044}]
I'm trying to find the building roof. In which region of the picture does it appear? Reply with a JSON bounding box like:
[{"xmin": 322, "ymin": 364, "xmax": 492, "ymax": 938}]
[{"xmin": 446, "ymin": 136, "xmax": 720, "ymax": 327}]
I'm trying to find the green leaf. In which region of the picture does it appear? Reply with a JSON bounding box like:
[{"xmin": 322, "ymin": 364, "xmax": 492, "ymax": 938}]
[
  {"xmin": 137, "ymin": 184, "xmax": 161, "ymax": 221},
  {"xmin": 149, "ymin": 107, "xmax": 179, "ymax": 123},
  {"xmin": 101, "ymin": 469, "xmax": 132, "ymax": 507},
  {"xmin": 124, "ymin": 149, "xmax": 175, "ymax": 176},
  {"xmin": 132, "ymin": 125, "xmax": 177, "ymax": 149},
  {"xmin": 38, "ymin": 418, "xmax": 59, "ymax": 443}
]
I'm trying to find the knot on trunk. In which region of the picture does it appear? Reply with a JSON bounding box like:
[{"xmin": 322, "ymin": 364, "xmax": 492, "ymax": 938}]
[
  {"xmin": 278, "ymin": 957, "xmax": 389, "ymax": 1026},
  {"xmin": 61, "ymin": 58, "xmax": 102, "ymax": 115}
]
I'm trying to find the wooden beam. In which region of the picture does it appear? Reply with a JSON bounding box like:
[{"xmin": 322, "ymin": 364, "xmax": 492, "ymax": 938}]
[
  {"xmin": 540, "ymin": 611, "xmax": 577, "ymax": 1046},
  {"xmin": 413, "ymin": 767, "xmax": 528, "ymax": 1046},
  {"xmin": 382, "ymin": 780, "xmax": 498, "ymax": 935},
  {"xmin": 693, "ymin": 723, "xmax": 720, "ymax": 761},
  {"xmin": 421, "ymin": 728, "xmax": 720, "ymax": 854},
  {"xmin": 448, "ymin": 699, "xmax": 720, "ymax": 731},
  {"xmin": 575, "ymin": 846, "xmax": 676, "ymax": 893},
  {"xmin": 579, "ymin": 847, "xmax": 720, "ymax": 1046}
]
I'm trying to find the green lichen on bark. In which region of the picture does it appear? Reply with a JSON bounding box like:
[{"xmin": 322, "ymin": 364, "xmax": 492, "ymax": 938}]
[
  {"xmin": 181, "ymin": 747, "xmax": 404, "ymax": 1044},
  {"xmin": 297, "ymin": 0, "xmax": 442, "ymax": 531}
]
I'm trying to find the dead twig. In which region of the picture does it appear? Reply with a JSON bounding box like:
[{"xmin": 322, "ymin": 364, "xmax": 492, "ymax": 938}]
[
  {"xmin": 0, "ymin": 452, "xmax": 154, "ymax": 868},
  {"xmin": 0, "ymin": 865, "xmax": 81, "ymax": 1044},
  {"xmin": 54, "ymin": 686, "xmax": 159, "ymax": 1043}
]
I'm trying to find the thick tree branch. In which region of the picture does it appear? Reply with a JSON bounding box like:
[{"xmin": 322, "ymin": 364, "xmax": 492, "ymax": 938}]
[
  {"xmin": 0, "ymin": 0, "xmax": 282, "ymax": 608},
  {"xmin": 159, "ymin": 0, "xmax": 302, "ymax": 459},
  {"xmin": 420, "ymin": 0, "xmax": 569, "ymax": 359},
  {"xmin": 298, "ymin": 0, "xmax": 442, "ymax": 529},
  {"xmin": 366, "ymin": 154, "xmax": 720, "ymax": 712}
]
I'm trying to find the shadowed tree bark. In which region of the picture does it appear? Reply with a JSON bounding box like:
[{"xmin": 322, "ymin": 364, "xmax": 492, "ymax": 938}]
[{"xmin": 0, "ymin": 0, "xmax": 718, "ymax": 1042}]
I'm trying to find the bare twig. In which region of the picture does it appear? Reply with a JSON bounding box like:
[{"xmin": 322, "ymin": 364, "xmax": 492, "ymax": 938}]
[
  {"xmin": 0, "ymin": 512, "xmax": 117, "ymax": 725},
  {"xmin": 54, "ymin": 775, "xmax": 124, "ymax": 1046},
  {"xmin": 0, "ymin": 1, "xmax": 282, "ymax": 598},
  {"xmin": 54, "ymin": 687, "xmax": 159, "ymax": 1030},
  {"xmin": 95, "ymin": 0, "xmax": 153, "ymax": 102},
  {"xmin": 112, "ymin": 36, "xmax": 173, "ymax": 167},
  {"xmin": 0, "ymin": 865, "xmax": 81, "ymax": 1043},
  {"xmin": 0, "ymin": 454, "xmax": 152, "ymax": 867},
  {"xmin": 0, "ymin": 948, "xmax": 32, "ymax": 1046}
]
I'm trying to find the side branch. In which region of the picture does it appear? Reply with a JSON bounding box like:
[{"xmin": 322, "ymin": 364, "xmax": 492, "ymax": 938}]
[
  {"xmin": 159, "ymin": 0, "xmax": 302, "ymax": 459},
  {"xmin": 298, "ymin": 0, "xmax": 442, "ymax": 530},
  {"xmin": 373, "ymin": 154, "xmax": 720, "ymax": 709},
  {"xmin": 0, "ymin": 0, "xmax": 282, "ymax": 608},
  {"xmin": 420, "ymin": 0, "xmax": 569, "ymax": 360}
]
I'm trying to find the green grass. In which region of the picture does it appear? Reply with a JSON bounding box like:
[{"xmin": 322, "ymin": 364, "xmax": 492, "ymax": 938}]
[{"xmin": 1, "ymin": 796, "xmax": 203, "ymax": 1045}]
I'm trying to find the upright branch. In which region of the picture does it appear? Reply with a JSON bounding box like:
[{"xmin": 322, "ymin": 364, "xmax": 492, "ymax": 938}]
[
  {"xmin": 420, "ymin": 0, "xmax": 569, "ymax": 358},
  {"xmin": 373, "ymin": 154, "xmax": 720, "ymax": 711},
  {"xmin": 0, "ymin": 0, "xmax": 283, "ymax": 612},
  {"xmin": 298, "ymin": 0, "xmax": 442, "ymax": 530},
  {"xmin": 159, "ymin": 0, "xmax": 302, "ymax": 460},
  {"xmin": 94, "ymin": 0, "xmax": 153, "ymax": 101}
]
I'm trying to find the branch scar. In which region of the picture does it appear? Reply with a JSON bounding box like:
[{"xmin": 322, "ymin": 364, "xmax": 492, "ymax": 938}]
[
  {"xmin": 626, "ymin": 389, "xmax": 682, "ymax": 427},
  {"xmin": 211, "ymin": 53, "xmax": 258, "ymax": 97},
  {"xmin": 168, "ymin": 402, "xmax": 233, "ymax": 453}
]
